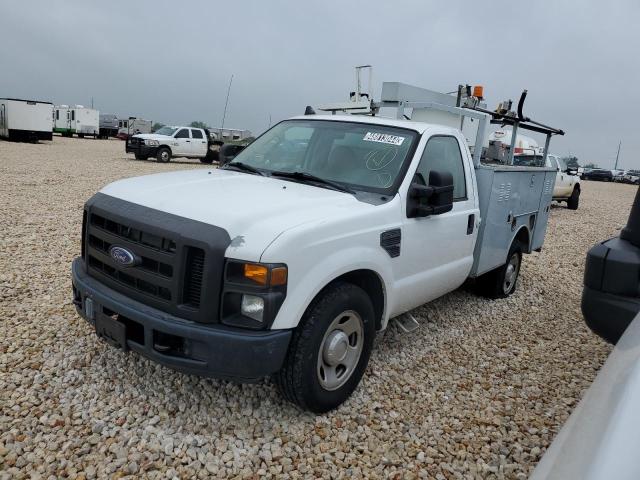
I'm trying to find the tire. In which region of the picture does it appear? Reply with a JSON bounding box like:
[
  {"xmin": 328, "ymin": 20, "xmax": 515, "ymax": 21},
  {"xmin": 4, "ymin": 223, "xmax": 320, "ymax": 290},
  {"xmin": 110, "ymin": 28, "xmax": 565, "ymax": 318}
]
[
  {"xmin": 567, "ymin": 187, "xmax": 580, "ymax": 210},
  {"xmin": 78, "ymin": 133, "xmax": 84, "ymax": 139},
  {"xmin": 275, "ymin": 282, "xmax": 375, "ymax": 413},
  {"xmin": 477, "ymin": 241, "xmax": 523, "ymax": 299},
  {"xmin": 134, "ymin": 154, "xmax": 147, "ymax": 160},
  {"xmin": 156, "ymin": 147, "xmax": 171, "ymax": 163},
  {"xmin": 200, "ymin": 157, "xmax": 213, "ymax": 164}
]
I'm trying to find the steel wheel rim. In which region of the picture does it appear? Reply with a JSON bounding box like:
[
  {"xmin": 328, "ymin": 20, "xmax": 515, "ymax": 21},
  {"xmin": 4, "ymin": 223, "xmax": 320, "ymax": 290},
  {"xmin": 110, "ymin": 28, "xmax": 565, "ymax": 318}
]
[
  {"xmin": 317, "ymin": 310, "xmax": 364, "ymax": 391},
  {"xmin": 161, "ymin": 151, "xmax": 169, "ymax": 161},
  {"xmin": 503, "ymin": 253, "xmax": 520, "ymax": 294}
]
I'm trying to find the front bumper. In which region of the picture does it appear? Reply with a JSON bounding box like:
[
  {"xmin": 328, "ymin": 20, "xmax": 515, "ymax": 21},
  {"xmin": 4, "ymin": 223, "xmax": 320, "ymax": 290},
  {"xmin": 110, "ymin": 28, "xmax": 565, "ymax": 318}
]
[
  {"xmin": 125, "ymin": 142, "xmax": 158, "ymax": 157},
  {"xmin": 71, "ymin": 257, "xmax": 292, "ymax": 381}
]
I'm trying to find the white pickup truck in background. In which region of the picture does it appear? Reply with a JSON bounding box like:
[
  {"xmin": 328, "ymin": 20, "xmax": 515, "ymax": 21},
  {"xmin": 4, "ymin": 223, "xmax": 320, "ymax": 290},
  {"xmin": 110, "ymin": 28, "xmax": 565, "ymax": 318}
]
[
  {"xmin": 72, "ymin": 79, "xmax": 564, "ymax": 412},
  {"xmin": 126, "ymin": 126, "xmax": 215, "ymax": 163}
]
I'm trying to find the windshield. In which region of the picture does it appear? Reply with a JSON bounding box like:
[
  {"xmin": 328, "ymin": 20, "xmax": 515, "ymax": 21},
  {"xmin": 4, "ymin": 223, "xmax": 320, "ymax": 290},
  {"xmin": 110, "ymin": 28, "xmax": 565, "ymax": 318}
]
[
  {"xmin": 154, "ymin": 126, "xmax": 178, "ymax": 136},
  {"xmin": 229, "ymin": 120, "xmax": 419, "ymax": 193}
]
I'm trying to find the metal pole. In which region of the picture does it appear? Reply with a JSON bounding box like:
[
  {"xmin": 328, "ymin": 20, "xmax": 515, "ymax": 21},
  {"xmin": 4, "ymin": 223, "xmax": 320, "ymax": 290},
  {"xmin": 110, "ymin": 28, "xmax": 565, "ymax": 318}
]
[
  {"xmin": 614, "ymin": 140, "xmax": 622, "ymax": 170},
  {"xmin": 508, "ymin": 122, "xmax": 519, "ymax": 165},
  {"xmin": 221, "ymin": 74, "xmax": 234, "ymax": 130},
  {"xmin": 542, "ymin": 134, "xmax": 551, "ymax": 167}
]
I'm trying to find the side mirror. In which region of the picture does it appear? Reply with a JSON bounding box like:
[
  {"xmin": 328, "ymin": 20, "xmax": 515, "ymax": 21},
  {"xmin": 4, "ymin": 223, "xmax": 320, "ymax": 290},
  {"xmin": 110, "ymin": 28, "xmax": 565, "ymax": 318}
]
[
  {"xmin": 566, "ymin": 167, "xmax": 578, "ymax": 175},
  {"xmin": 219, "ymin": 144, "xmax": 246, "ymax": 165},
  {"xmin": 407, "ymin": 170, "xmax": 454, "ymax": 218}
]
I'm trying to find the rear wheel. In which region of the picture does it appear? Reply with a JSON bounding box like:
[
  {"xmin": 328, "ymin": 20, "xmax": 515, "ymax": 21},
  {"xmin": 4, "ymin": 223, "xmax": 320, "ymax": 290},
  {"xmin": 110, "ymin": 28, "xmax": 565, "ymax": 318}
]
[
  {"xmin": 567, "ymin": 186, "xmax": 580, "ymax": 210},
  {"xmin": 134, "ymin": 153, "xmax": 147, "ymax": 160},
  {"xmin": 275, "ymin": 282, "xmax": 375, "ymax": 413},
  {"xmin": 200, "ymin": 157, "xmax": 213, "ymax": 164},
  {"xmin": 477, "ymin": 241, "xmax": 523, "ymax": 299},
  {"xmin": 156, "ymin": 147, "xmax": 171, "ymax": 163}
]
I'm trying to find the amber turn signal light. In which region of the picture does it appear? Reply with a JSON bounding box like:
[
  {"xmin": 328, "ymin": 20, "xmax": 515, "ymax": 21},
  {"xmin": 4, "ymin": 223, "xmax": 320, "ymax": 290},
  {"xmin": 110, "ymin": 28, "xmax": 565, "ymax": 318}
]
[
  {"xmin": 243, "ymin": 263, "xmax": 268, "ymax": 286},
  {"xmin": 270, "ymin": 266, "xmax": 288, "ymax": 286}
]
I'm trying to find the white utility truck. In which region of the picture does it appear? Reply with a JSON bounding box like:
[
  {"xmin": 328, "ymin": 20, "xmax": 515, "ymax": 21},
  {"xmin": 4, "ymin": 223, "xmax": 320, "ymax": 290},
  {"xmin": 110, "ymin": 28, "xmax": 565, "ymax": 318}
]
[
  {"xmin": 125, "ymin": 126, "xmax": 216, "ymax": 163},
  {"xmin": 0, "ymin": 98, "xmax": 53, "ymax": 142},
  {"xmin": 489, "ymin": 130, "xmax": 581, "ymax": 209},
  {"xmin": 71, "ymin": 78, "xmax": 563, "ymax": 412},
  {"xmin": 54, "ymin": 105, "xmax": 99, "ymax": 138}
]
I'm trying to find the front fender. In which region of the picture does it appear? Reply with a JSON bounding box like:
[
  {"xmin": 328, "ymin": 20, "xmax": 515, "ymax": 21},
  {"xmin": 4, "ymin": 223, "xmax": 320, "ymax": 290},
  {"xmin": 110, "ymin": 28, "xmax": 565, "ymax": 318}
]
[{"xmin": 267, "ymin": 246, "xmax": 394, "ymax": 330}]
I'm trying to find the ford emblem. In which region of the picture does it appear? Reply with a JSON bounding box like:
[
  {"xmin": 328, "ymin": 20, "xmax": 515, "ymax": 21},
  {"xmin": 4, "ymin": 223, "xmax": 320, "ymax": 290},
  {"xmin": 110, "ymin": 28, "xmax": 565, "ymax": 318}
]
[{"xmin": 109, "ymin": 246, "xmax": 137, "ymax": 266}]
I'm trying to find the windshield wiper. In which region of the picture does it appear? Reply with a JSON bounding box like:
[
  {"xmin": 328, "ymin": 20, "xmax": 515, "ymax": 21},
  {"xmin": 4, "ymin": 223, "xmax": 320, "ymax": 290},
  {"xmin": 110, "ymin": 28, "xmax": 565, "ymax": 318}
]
[
  {"xmin": 270, "ymin": 171, "xmax": 355, "ymax": 195},
  {"xmin": 222, "ymin": 162, "xmax": 265, "ymax": 176}
]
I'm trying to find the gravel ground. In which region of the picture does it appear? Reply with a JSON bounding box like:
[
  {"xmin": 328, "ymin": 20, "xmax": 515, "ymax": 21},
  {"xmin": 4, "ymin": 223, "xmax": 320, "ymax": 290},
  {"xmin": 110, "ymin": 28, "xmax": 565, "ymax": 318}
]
[{"xmin": 1, "ymin": 136, "xmax": 635, "ymax": 479}]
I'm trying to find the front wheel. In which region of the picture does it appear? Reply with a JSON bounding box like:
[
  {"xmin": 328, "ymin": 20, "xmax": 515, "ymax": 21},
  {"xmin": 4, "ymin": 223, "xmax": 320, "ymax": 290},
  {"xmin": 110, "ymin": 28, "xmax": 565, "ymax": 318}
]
[
  {"xmin": 156, "ymin": 147, "xmax": 171, "ymax": 163},
  {"xmin": 275, "ymin": 282, "xmax": 375, "ymax": 413},
  {"xmin": 567, "ymin": 187, "xmax": 580, "ymax": 210},
  {"xmin": 477, "ymin": 241, "xmax": 523, "ymax": 299}
]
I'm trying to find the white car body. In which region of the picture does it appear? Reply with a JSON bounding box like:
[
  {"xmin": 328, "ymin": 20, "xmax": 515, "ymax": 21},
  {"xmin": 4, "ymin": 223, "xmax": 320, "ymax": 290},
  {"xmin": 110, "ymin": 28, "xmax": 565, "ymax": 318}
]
[
  {"xmin": 531, "ymin": 313, "xmax": 640, "ymax": 480},
  {"xmin": 131, "ymin": 126, "xmax": 209, "ymax": 158},
  {"xmin": 545, "ymin": 154, "xmax": 580, "ymax": 200},
  {"xmin": 107, "ymin": 115, "xmax": 541, "ymax": 330}
]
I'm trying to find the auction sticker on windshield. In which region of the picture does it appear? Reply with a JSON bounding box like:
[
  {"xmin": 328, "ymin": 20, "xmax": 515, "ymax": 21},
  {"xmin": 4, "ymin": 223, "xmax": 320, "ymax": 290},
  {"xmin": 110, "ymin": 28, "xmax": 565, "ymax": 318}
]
[{"xmin": 363, "ymin": 132, "xmax": 405, "ymax": 146}]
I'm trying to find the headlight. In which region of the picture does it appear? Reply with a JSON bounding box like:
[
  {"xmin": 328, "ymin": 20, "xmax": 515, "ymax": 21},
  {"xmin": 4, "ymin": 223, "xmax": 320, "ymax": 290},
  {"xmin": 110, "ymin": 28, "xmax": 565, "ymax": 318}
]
[
  {"xmin": 241, "ymin": 295, "xmax": 264, "ymax": 322},
  {"xmin": 144, "ymin": 139, "xmax": 159, "ymax": 146},
  {"xmin": 221, "ymin": 260, "xmax": 287, "ymax": 329}
]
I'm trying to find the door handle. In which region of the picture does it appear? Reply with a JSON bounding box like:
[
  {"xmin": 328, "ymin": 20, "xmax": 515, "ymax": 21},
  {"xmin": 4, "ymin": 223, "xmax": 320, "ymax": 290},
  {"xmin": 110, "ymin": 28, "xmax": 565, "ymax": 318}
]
[
  {"xmin": 467, "ymin": 214, "xmax": 475, "ymax": 235},
  {"xmin": 186, "ymin": 140, "xmax": 190, "ymax": 142}
]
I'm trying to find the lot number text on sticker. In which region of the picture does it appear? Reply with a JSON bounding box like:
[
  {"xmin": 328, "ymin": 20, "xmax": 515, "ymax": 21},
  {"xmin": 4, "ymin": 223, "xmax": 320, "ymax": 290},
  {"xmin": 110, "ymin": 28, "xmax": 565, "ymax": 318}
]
[{"xmin": 363, "ymin": 132, "xmax": 405, "ymax": 146}]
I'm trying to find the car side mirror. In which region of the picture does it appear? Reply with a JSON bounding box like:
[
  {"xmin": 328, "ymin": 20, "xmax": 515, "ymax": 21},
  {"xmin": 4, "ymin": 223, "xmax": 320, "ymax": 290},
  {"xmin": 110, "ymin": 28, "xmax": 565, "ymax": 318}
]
[
  {"xmin": 219, "ymin": 144, "xmax": 246, "ymax": 165},
  {"xmin": 566, "ymin": 167, "xmax": 578, "ymax": 175},
  {"xmin": 407, "ymin": 170, "xmax": 454, "ymax": 218}
]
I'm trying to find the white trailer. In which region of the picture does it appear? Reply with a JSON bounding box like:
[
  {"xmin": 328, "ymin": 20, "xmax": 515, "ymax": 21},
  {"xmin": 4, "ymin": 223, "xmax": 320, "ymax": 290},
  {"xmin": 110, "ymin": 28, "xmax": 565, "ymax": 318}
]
[
  {"xmin": 117, "ymin": 117, "xmax": 152, "ymax": 140},
  {"xmin": 54, "ymin": 105, "xmax": 99, "ymax": 138},
  {"xmin": 0, "ymin": 98, "xmax": 53, "ymax": 142}
]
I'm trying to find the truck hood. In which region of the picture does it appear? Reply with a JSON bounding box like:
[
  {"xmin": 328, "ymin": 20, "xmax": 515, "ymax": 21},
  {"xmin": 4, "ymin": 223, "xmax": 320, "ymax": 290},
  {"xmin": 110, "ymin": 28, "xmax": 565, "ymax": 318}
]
[
  {"xmin": 100, "ymin": 169, "xmax": 372, "ymax": 260},
  {"xmin": 132, "ymin": 133, "xmax": 172, "ymax": 141}
]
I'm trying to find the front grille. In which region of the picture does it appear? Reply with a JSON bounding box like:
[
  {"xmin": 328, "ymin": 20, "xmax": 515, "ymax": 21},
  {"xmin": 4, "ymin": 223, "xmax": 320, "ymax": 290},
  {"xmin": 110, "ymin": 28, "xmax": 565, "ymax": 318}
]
[
  {"xmin": 88, "ymin": 255, "xmax": 171, "ymax": 301},
  {"xmin": 83, "ymin": 193, "xmax": 231, "ymax": 324},
  {"xmin": 183, "ymin": 247, "xmax": 205, "ymax": 308},
  {"xmin": 86, "ymin": 212, "xmax": 185, "ymax": 310},
  {"xmin": 91, "ymin": 214, "xmax": 176, "ymax": 253},
  {"xmin": 89, "ymin": 234, "xmax": 173, "ymax": 277}
]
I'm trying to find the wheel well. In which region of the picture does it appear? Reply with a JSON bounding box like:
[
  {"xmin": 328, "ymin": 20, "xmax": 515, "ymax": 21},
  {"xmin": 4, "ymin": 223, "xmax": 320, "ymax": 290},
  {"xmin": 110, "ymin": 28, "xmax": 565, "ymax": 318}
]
[
  {"xmin": 514, "ymin": 226, "xmax": 530, "ymax": 251},
  {"xmin": 574, "ymin": 183, "xmax": 581, "ymax": 192},
  {"xmin": 326, "ymin": 270, "xmax": 385, "ymax": 331}
]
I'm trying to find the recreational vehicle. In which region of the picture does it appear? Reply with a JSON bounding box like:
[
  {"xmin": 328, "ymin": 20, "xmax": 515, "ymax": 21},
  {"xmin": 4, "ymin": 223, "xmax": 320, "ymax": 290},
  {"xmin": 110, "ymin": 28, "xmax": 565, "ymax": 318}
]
[
  {"xmin": 117, "ymin": 117, "xmax": 152, "ymax": 140},
  {"xmin": 54, "ymin": 105, "xmax": 99, "ymax": 138},
  {"xmin": 0, "ymin": 98, "xmax": 53, "ymax": 142}
]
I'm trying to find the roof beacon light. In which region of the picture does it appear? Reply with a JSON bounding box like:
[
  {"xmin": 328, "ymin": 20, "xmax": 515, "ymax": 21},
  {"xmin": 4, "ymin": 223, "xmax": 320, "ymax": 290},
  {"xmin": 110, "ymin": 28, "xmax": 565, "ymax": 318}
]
[{"xmin": 473, "ymin": 85, "xmax": 484, "ymax": 100}]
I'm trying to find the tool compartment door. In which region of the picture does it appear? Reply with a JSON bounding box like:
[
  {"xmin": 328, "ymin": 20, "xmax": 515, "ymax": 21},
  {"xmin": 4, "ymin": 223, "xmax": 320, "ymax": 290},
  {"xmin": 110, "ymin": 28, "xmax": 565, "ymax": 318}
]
[{"xmin": 531, "ymin": 170, "xmax": 555, "ymax": 251}]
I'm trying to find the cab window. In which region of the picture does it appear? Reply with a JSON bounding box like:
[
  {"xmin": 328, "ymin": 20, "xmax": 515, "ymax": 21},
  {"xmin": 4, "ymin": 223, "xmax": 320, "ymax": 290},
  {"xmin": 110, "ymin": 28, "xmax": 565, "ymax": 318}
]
[
  {"xmin": 191, "ymin": 129, "xmax": 203, "ymax": 139},
  {"xmin": 175, "ymin": 128, "xmax": 190, "ymax": 139},
  {"xmin": 415, "ymin": 136, "xmax": 467, "ymax": 200}
]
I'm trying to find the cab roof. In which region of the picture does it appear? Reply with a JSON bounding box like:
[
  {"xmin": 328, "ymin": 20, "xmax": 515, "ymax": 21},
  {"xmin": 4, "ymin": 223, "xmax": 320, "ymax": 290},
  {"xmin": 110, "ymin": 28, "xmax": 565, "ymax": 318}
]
[{"xmin": 288, "ymin": 114, "xmax": 443, "ymax": 135}]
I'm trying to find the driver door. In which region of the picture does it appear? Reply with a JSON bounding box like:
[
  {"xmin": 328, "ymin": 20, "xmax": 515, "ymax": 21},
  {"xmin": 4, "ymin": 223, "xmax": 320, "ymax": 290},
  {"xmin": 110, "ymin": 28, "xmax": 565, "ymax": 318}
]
[
  {"xmin": 395, "ymin": 134, "xmax": 479, "ymax": 311},
  {"xmin": 173, "ymin": 128, "xmax": 191, "ymax": 156}
]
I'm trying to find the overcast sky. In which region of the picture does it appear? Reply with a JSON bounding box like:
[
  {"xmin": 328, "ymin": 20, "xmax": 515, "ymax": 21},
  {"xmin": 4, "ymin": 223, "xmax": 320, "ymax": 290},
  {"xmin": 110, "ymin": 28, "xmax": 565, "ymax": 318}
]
[{"xmin": 2, "ymin": 1, "xmax": 639, "ymax": 168}]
